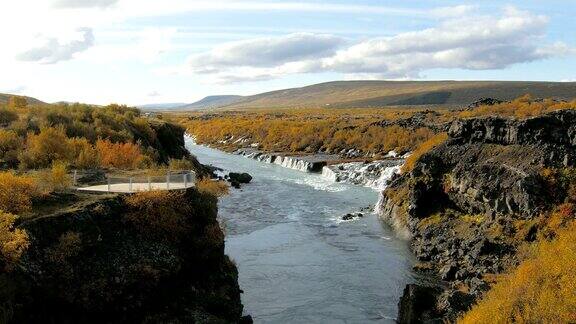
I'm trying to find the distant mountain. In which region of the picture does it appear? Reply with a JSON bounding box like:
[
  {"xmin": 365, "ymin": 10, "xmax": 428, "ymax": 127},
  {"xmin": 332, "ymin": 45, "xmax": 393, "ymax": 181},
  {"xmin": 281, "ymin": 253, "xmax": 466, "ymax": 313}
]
[
  {"xmin": 179, "ymin": 95, "xmax": 243, "ymax": 110},
  {"xmin": 137, "ymin": 103, "xmax": 189, "ymax": 110},
  {"xmin": 0, "ymin": 93, "xmax": 45, "ymax": 105},
  {"xmin": 216, "ymin": 80, "xmax": 576, "ymax": 109}
]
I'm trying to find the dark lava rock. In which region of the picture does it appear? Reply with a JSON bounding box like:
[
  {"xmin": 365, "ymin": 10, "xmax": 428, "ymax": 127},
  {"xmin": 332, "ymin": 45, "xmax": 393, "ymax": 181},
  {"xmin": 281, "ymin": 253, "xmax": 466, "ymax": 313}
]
[
  {"xmin": 440, "ymin": 264, "xmax": 458, "ymax": 281},
  {"xmin": 342, "ymin": 213, "xmax": 364, "ymax": 221},
  {"xmin": 397, "ymin": 284, "xmax": 442, "ymax": 324},
  {"xmin": 5, "ymin": 188, "xmax": 245, "ymax": 323},
  {"xmin": 437, "ymin": 290, "xmax": 476, "ymax": 315},
  {"xmin": 378, "ymin": 110, "xmax": 576, "ymax": 322},
  {"xmin": 467, "ymin": 97, "xmax": 506, "ymax": 109},
  {"xmin": 228, "ymin": 172, "xmax": 253, "ymax": 184}
]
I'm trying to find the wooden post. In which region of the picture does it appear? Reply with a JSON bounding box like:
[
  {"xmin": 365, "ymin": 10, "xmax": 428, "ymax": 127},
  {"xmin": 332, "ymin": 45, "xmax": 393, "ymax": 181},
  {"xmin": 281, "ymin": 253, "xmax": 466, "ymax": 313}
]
[
  {"xmin": 184, "ymin": 173, "xmax": 188, "ymax": 188},
  {"xmin": 107, "ymin": 177, "xmax": 111, "ymax": 192},
  {"xmin": 73, "ymin": 170, "xmax": 77, "ymax": 186},
  {"xmin": 148, "ymin": 176, "xmax": 152, "ymax": 191},
  {"xmin": 129, "ymin": 177, "xmax": 133, "ymax": 193}
]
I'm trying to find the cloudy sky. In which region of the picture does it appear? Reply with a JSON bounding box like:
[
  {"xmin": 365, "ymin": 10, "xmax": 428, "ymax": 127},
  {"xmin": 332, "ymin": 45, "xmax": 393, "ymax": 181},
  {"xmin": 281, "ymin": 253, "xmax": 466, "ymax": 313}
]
[{"xmin": 0, "ymin": 0, "xmax": 574, "ymax": 105}]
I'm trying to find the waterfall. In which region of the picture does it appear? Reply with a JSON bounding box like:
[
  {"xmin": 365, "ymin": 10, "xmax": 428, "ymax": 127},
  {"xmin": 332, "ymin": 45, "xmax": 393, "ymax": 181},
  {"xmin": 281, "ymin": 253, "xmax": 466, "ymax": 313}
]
[
  {"xmin": 321, "ymin": 160, "xmax": 403, "ymax": 191},
  {"xmin": 235, "ymin": 149, "xmax": 319, "ymax": 173}
]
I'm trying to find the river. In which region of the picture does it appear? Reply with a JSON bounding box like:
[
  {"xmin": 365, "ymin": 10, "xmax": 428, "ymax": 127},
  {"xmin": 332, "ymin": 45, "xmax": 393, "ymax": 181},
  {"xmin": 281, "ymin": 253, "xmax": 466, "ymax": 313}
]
[{"xmin": 185, "ymin": 139, "xmax": 416, "ymax": 323}]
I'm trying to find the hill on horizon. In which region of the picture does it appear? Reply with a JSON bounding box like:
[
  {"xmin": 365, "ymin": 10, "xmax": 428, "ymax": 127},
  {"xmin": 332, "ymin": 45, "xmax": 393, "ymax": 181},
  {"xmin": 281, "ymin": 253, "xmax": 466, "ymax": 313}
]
[
  {"xmin": 208, "ymin": 80, "xmax": 576, "ymax": 110},
  {"xmin": 0, "ymin": 93, "xmax": 45, "ymax": 106},
  {"xmin": 179, "ymin": 95, "xmax": 244, "ymax": 110}
]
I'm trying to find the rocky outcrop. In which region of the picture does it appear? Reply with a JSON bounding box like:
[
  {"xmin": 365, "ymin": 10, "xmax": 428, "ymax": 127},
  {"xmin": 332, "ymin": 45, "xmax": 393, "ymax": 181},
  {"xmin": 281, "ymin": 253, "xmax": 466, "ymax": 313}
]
[
  {"xmin": 449, "ymin": 109, "xmax": 576, "ymax": 150},
  {"xmin": 226, "ymin": 172, "xmax": 253, "ymax": 189},
  {"xmin": 466, "ymin": 98, "xmax": 506, "ymax": 109},
  {"xmin": 2, "ymin": 188, "xmax": 245, "ymax": 323},
  {"xmin": 378, "ymin": 109, "xmax": 576, "ymax": 321},
  {"xmin": 371, "ymin": 110, "xmax": 447, "ymax": 133}
]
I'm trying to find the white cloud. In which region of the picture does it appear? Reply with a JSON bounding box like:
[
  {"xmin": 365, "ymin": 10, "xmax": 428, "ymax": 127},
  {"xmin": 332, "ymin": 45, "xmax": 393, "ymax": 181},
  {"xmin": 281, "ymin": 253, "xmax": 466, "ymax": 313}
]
[
  {"xmin": 430, "ymin": 5, "xmax": 475, "ymax": 18},
  {"xmin": 187, "ymin": 7, "xmax": 575, "ymax": 83},
  {"xmin": 53, "ymin": 0, "xmax": 118, "ymax": 9},
  {"xmin": 17, "ymin": 28, "xmax": 94, "ymax": 64},
  {"xmin": 188, "ymin": 33, "xmax": 343, "ymax": 72}
]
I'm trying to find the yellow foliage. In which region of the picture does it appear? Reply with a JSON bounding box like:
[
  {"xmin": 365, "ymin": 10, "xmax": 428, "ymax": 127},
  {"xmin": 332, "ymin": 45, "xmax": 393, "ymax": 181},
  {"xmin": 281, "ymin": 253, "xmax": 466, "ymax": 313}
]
[
  {"xmin": 0, "ymin": 210, "xmax": 30, "ymax": 271},
  {"xmin": 0, "ymin": 172, "xmax": 38, "ymax": 214},
  {"xmin": 459, "ymin": 96, "xmax": 576, "ymax": 119},
  {"xmin": 179, "ymin": 108, "xmax": 438, "ymax": 156},
  {"xmin": 0, "ymin": 129, "xmax": 20, "ymax": 152},
  {"xmin": 461, "ymin": 214, "xmax": 485, "ymax": 224},
  {"xmin": 460, "ymin": 222, "xmax": 576, "ymax": 324},
  {"xmin": 20, "ymin": 126, "xmax": 73, "ymax": 169},
  {"xmin": 46, "ymin": 161, "xmax": 72, "ymax": 191},
  {"xmin": 168, "ymin": 158, "xmax": 197, "ymax": 171},
  {"xmin": 402, "ymin": 132, "xmax": 448, "ymax": 173},
  {"xmin": 7, "ymin": 96, "xmax": 27, "ymax": 110},
  {"xmin": 197, "ymin": 178, "xmax": 229, "ymax": 198},
  {"xmin": 418, "ymin": 213, "xmax": 444, "ymax": 229},
  {"xmin": 68, "ymin": 137, "xmax": 99, "ymax": 169}
]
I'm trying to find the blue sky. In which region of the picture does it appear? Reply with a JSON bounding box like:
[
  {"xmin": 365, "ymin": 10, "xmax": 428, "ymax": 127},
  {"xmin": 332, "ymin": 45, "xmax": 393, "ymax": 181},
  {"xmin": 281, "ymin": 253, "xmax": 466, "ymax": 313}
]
[{"xmin": 0, "ymin": 0, "xmax": 574, "ymax": 105}]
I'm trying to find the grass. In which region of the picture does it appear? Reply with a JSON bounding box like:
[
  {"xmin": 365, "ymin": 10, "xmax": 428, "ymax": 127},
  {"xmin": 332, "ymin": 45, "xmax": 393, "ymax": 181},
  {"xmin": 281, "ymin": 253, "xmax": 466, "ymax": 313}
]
[{"xmin": 460, "ymin": 222, "xmax": 576, "ymax": 324}]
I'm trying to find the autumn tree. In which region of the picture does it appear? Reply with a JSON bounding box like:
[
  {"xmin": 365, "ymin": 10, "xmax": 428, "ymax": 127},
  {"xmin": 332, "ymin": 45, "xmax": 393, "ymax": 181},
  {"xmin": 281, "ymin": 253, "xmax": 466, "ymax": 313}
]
[
  {"xmin": 0, "ymin": 172, "xmax": 38, "ymax": 214},
  {"xmin": 19, "ymin": 126, "xmax": 73, "ymax": 169},
  {"xmin": 96, "ymin": 139, "xmax": 148, "ymax": 169},
  {"xmin": 0, "ymin": 211, "xmax": 30, "ymax": 271}
]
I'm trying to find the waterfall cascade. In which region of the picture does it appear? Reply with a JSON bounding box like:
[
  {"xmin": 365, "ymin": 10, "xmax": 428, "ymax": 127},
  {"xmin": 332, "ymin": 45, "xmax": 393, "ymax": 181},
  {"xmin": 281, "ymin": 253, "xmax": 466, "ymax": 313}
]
[{"xmin": 321, "ymin": 160, "xmax": 403, "ymax": 190}]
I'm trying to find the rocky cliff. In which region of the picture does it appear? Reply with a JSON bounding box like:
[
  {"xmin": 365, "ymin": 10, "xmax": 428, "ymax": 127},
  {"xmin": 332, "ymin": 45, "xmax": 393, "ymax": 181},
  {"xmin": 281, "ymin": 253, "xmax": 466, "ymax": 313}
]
[
  {"xmin": 1, "ymin": 189, "xmax": 245, "ymax": 323},
  {"xmin": 378, "ymin": 110, "xmax": 576, "ymax": 322}
]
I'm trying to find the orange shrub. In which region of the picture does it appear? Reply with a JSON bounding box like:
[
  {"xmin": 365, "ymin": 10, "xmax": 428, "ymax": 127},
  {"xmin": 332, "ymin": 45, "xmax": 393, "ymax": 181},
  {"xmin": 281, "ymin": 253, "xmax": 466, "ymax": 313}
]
[
  {"xmin": 460, "ymin": 221, "xmax": 576, "ymax": 324},
  {"xmin": 196, "ymin": 178, "xmax": 229, "ymax": 198},
  {"xmin": 402, "ymin": 132, "xmax": 449, "ymax": 173},
  {"xmin": 96, "ymin": 139, "xmax": 146, "ymax": 169},
  {"xmin": 0, "ymin": 210, "xmax": 30, "ymax": 271},
  {"xmin": 0, "ymin": 172, "xmax": 39, "ymax": 214}
]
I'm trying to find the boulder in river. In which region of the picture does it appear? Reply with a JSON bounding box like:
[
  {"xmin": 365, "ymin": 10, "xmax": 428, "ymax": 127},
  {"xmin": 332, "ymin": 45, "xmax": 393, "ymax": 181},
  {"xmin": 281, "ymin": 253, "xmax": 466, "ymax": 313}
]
[
  {"xmin": 228, "ymin": 172, "xmax": 253, "ymax": 184},
  {"xmin": 342, "ymin": 213, "xmax": 364, "ymax": 221}
]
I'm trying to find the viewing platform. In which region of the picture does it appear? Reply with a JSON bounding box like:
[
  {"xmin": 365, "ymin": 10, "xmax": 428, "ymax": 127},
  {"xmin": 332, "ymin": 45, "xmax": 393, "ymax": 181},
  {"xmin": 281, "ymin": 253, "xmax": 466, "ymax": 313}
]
[{"xmin": 76, "ymin": 171, "xmax": 196, "ymax": 193}]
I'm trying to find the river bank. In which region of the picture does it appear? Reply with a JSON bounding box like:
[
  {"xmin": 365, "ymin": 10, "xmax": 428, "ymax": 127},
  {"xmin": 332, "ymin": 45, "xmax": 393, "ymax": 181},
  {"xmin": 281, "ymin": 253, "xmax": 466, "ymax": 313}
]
[{"xmin": 185, "ymin": 138, "xmax": 417, "ymax": 323}]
